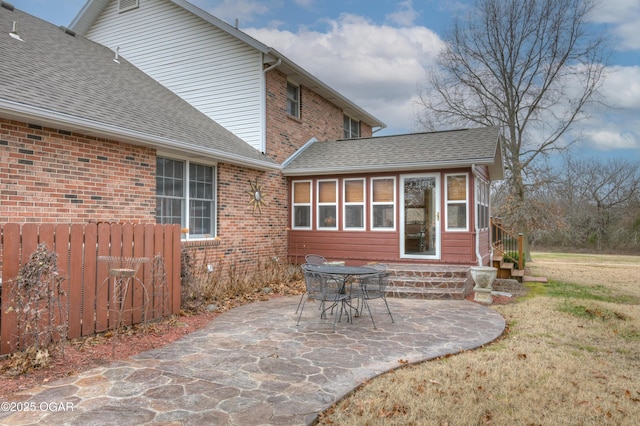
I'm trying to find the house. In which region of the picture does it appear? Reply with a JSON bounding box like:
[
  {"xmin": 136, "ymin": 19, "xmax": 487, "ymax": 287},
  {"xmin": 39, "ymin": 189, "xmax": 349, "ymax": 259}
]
[
  {"xmin": 2, "ymin": 0, "xmax": 504, "ymax": 295},
  {"xmin": 283, "ymin": 128, "xmax": 504, "ymax": 266}
]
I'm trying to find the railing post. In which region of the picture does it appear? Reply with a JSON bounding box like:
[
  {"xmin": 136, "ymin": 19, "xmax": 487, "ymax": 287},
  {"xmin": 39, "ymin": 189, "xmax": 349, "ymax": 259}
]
[{"xmin": 517, "ymin": 233, "xmax": 524, "ymax": 270}]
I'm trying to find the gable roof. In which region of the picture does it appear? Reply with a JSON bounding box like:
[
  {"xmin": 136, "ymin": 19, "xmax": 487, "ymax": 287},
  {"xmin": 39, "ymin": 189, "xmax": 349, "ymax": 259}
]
[
  {"xmin": 282, "ymin": 127, "xmax": 505, "ymax": 180},
  {"xmin": 69, "ymin": 0, "xmax": 386, "ymax": 130},
  {"xmin": 0, "ymin": 3, "xmax": 279, "ymax": 171}
]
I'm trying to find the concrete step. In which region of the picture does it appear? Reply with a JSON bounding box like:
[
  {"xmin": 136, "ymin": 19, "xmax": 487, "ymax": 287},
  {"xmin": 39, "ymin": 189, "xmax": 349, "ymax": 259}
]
[{"xmin": 379, "ymin": 264, "xmax": 472, "ymax": 300}]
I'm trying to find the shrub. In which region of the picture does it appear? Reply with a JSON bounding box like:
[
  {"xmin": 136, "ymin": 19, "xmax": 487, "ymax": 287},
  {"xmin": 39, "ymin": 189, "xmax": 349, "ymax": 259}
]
[{"xmin": 504, "ymin": 251, "xmax": 526, "ymax": 269}]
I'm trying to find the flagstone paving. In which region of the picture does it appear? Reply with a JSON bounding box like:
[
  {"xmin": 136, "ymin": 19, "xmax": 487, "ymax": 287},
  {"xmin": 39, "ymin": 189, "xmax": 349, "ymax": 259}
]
[{"xmin": 0, "ymin": 296, "xmax": 505, "ymax": 425}]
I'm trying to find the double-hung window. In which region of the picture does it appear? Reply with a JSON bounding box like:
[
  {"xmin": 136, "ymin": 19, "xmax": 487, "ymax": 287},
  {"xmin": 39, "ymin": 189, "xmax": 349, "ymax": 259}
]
[
  {"xmin": 292, "ymin": 180, "xmax": 312, "ymax": 229},
  {"xmin": 344, "ymin": 178, "xmax": 365, "ymax": 230},
  {"xmin": 343, "ymin": 115, "xmax": 360, "ymax": 139},
  {"xmin": 317, "ymin": 180, "xmax": 338, "ymax": 229},
  {"xmin": 371, "ymin": 177, "xmax": 395, "ymax": 230},
  {"xmin": 287, "ymin": 82, "xmax": 300, "ymax": 118},
  {"xmin": 156, "ymin": 157, "xmax": 216, "ymax": 239},
  {"xmin": 445, "ymin": 174, "xmax": 468, "ymax": 231},
  {"xmin": 476, "ymin": 178, "xmax": 490, "ymax": 230}
]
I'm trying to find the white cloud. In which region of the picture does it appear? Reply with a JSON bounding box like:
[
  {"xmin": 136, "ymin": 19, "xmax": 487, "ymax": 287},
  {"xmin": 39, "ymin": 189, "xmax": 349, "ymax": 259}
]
[
  {"xmin": 246, "ymin": 14, "xmax": 445, "ymax": 134},
  {"xmin": 600, "ymin": 66, "xmax": 640, "ymax": 109},
  {"xmin": 386, "ymin": 0, "xmax": 419, "ymax": 27},
  {"xmin": 590, "ymin": 0, "xmax": 640, "ymax": 51},
  {"xmin": 587, "ymin": 130, "xmax": 639, "ymax": 150}
]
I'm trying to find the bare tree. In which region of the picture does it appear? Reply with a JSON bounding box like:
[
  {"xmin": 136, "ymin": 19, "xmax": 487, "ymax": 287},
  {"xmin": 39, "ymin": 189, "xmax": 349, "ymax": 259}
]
[
  {"xmin": 417, "ymin": 0, "xmax": 609, "ymax": 257},
  {"xmin": 557, "ymin": 158, "xmax": 640, "ymax": 251}
]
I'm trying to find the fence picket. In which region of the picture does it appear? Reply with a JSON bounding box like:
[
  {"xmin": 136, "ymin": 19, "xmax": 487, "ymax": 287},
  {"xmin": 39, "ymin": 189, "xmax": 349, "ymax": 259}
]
[{"xmin": 1, "ymin": 224, "xmax": 20, "ymax": 354}]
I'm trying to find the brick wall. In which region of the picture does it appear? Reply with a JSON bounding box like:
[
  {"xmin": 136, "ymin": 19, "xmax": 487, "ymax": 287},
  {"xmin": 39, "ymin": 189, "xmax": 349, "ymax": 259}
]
[
  {"xmin": 264, "ymin": 70, "xmax": 373, "ymax": 162},
  {"xmin": 184, "ymin": 164, "xmax": 289, "ymax": 273},
  {"xmin": 0, "ymin": 118, "xmax": 155, "ymax": 224}
]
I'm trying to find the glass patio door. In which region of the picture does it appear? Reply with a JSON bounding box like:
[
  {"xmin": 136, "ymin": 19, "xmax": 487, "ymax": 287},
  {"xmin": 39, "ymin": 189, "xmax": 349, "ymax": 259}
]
[{"xmin": 400, "ymin": 174, "xmax": 440, "ymax": 259}]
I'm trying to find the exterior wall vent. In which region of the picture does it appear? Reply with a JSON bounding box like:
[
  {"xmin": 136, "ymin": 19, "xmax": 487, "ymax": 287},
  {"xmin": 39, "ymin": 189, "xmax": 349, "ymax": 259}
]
[{"xmin": 118, "ymin": 0, "xmax": 139, "ymax": 13}]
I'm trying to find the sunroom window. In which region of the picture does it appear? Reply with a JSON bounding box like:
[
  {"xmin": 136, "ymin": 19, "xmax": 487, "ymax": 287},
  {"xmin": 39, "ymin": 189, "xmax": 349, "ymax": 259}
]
[
  {"xmin": 317, "ymin": 180, "xmax": 338, "ymax": 229},
  {"xmin": 371, "ymin": 177, "xmax": 395, "ymax": 230},
  {"xmin": 292, "ymin": 181, "xmax": 312, "ymax": 229},
  {"xmin": 156, "ymin": 157, "xmax": 216, "ymax": 239},
  {"xmin": 446, "ymin": 174, "xmax": 468, "ymax": 231},
  {"xmin": 344, "ymin": 178, "xmax": 365, "ymax": 229},
  {"xmin": 477, "ymin": 178, "xmax": 490, "ymax": 230}
]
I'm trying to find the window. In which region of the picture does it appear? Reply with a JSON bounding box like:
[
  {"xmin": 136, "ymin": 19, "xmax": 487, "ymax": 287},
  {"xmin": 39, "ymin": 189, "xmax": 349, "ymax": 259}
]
[
  {"xmin": 371, "ymin": 177, "xmax": 395, "ymax": 230},
  {"xmin": 287, "ymin": 82, "xmax": 300, "ymax": 118},
  {"xmin": 445, "ymin": 174, "xmax": 468, "ymax": 231},
  {"xmin": 292, "ymin": 181, "xmax": 312, "ymax": 229},
  {"xmin": 343, "ymin": 115, "xmax": 360, "ymax": 139},
  {"xmin": 317, "ymin": 180, "xmax": 338, "ymax": 229},
  {"xmin": 477, "ymin": 178, "xmax": 490, "ymax": 230},
  {"xmin": 344, "ymin": 179, "xmax": 365, "ymax": 230},
  {"xmin": 156, "ymin": 157, "xmax": 216, "ymax": 239}
]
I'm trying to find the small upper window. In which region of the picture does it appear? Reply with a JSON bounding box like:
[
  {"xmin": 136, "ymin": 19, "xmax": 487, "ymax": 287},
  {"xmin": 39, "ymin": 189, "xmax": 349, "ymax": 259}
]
[
  {"xmin": 286, "ymin": 82, "xmax": 300, "ymax": 118},
  {"xmin": 343, "ymin": 115, "xmax": 360, "ymax": 139},
  {"xmin": 119, "ymin": 0, "xmax": 139, "ymax": 13}
]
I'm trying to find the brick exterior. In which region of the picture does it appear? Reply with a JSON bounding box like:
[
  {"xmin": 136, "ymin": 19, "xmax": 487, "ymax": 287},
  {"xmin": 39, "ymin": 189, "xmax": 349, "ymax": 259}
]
[
  {"xmin": 264, "ymin": 70, "xmax": 372, "ymax": 162},
  {"xmin": 0, "ymin": 118, "xmax": 155, "ymax": 224}
]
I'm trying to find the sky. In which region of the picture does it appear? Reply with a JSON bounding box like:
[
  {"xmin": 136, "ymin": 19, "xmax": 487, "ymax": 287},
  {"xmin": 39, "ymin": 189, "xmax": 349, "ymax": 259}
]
[{"xmin": 10, "ymin": 0, "xmax": 640, "ymax": 162}]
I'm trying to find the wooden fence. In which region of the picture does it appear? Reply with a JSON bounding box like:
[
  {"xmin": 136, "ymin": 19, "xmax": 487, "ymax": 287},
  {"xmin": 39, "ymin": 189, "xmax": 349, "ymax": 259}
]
[{"xmin": 0, "ymin": 222, "xmax": 181, "ymax": 355}]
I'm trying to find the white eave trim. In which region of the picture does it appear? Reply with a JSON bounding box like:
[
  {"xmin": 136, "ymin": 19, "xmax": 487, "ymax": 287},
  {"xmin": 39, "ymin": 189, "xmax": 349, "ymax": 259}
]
[
  {"xmin": 0, "ymin": 100, "xmax": 280, "ymax": 172},
  {"xmin": 282, "ymin": 158, "xmax": 497, "ymax": 176}
]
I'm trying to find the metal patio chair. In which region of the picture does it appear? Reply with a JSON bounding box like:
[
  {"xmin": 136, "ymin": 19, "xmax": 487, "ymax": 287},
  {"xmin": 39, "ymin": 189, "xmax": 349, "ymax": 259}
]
[
  {"xmin": 350, "ymin": 264, "xmax": 394, "ymax": 329},
  {"xmin": 297, "ymin": 264, "xmax": 350, "ymax": 332},
  {"xmin": 305, "ymin": 254, "xmax": 327, "ymax": 265}
]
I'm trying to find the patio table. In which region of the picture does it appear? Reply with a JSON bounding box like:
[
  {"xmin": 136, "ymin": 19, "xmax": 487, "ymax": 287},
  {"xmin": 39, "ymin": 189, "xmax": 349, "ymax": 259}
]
[
  {"xmin": 302, "ymin": 264, "xmax": 379, "ymax": 320},
  {"xmin": 302, "ymin": 264, "xmax": 378, "ymax": 293}
]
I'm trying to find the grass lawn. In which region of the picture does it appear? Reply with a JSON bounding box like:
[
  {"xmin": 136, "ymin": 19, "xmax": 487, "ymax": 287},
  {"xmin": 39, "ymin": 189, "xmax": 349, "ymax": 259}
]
[{"xmin": 317, "ymin": 252, "xmax": 640, "ymax": 425}]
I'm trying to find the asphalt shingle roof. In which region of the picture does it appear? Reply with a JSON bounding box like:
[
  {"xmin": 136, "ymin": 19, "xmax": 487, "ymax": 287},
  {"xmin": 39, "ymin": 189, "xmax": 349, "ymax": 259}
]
[
  {"xmin": 283, "ymin": 127, "xmax": 504, "ymax": 179},
  {"xmin": 0, "ymin": 4, "xmax": 278, "ymax": 171}
]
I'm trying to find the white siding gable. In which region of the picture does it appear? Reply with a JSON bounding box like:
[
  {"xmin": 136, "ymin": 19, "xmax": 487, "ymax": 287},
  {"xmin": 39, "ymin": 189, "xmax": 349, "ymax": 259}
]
[{"xmin": 85, "ymin": 0, "xmax": 265, "ymax": 152}]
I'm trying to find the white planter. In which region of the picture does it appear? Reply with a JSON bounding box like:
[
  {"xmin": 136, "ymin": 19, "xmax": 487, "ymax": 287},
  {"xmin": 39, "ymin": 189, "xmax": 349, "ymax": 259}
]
[{"xmin": 470, "ymin": 266, "xmax": 497, "ymax": 304}]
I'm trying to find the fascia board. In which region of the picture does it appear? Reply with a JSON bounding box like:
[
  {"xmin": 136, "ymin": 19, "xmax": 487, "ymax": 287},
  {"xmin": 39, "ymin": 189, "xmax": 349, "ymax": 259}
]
[{"xmin": 282, "ymin": 158, "xmax": 497, "ymax": 176}]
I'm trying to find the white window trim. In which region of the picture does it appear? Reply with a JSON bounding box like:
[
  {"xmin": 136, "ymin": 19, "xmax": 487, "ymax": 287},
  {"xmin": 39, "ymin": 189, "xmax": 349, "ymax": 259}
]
[
  {"xmin": 287, "ymin": 81, "xmax": 300, "ymax": 119},
  {"xmin": 292, "ymin": 180, "xmax": 312, "ymax": 230},
  {"xmin": 476, "ymin": 177, "xmax": 490, "ymax": 231},
  {"xmin": 317, "ymin": 179, "xmax": 338, "ymax": 230},
  {"xmin": 445, "ymin": 173, "xmax": 469, "ymax": 232},
  {"xmin": 343, "ymin": 114, "xmax": 360, "ymax": 139},
  {"xmin": 370, "ymin": 176, "xmax": 396, "ymax": 231},
  {"xmin": 156, "ymin": 155, "xmax": 218, "ymax": 241},
  {"xmin": 343, "ymin": 178, "xmax": 366, "ymax": 231}
]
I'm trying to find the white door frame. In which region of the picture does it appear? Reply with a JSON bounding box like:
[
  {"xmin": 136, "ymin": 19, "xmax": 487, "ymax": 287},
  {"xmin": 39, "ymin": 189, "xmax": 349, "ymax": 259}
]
[{"xmin": 400, "ymin": 173, "xmax": 441, "ymax": 260}]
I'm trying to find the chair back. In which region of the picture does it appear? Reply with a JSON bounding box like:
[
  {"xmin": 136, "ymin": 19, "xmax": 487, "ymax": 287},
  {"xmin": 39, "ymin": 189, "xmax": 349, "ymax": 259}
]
[
  {"xmin": 362, "ymin": 270, "xmax": 389, "ymax": 299},
  {"xmin": 305, "ymin": 254, "xmax": 327, "ymax": 265},
  {"xmin": 302, "ymin": 267, "xmax": 341, "ymax": 299}
]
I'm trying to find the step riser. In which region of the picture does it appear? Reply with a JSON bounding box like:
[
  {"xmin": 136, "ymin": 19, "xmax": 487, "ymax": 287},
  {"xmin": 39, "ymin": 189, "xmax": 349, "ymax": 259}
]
[{"xmin": 380, "ymin": 265, "xmax": 473, "ymax": 300}]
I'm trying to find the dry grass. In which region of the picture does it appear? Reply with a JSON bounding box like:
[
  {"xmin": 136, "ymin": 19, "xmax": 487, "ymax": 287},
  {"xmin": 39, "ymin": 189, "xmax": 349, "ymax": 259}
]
[{"xmin": 318, "ymin": 252, "xmax": 640, "ymax": 425}]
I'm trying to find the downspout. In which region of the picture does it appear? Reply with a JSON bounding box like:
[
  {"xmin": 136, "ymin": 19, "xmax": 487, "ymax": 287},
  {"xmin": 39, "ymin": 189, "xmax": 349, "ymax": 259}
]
[
  {"xmin": 259, "ymin": 58, "xmax": 281, "ymax": 153},
  {"xmin": 472, "ymin": 164, "xmax": 483, "ymax": 266},
  {"xmin": 263, "ymin": 58, "xmax": 281, "ymax": 74}
]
